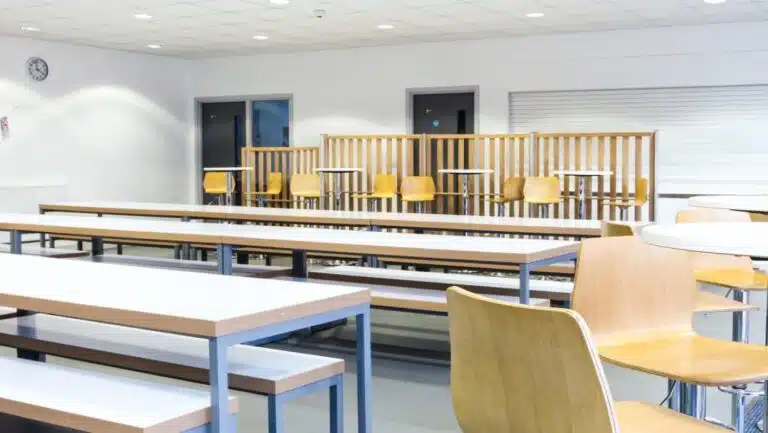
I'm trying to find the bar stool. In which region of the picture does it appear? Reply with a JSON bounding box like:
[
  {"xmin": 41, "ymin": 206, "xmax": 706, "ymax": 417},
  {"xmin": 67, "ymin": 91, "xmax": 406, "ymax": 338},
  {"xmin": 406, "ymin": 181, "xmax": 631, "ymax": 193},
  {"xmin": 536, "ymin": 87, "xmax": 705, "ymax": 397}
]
[
  {"xmin": 488, "ymin": 177, "xmax": 525, "ymax": 217},
  {"xmin": 446, "ymin": 286, "xmax": 730, "ymax": 433},
  {"xmin": 523, "ymin": 176, "xmax": 561, "ymax": 218},
  {"xmin": 351, "ymin": 174, "xmax": 396, "ymax": 212},
  {"xmin": 401, "ymin": 176, "xmax": 435, "ymax": 214},
  {"xmin": 251, "ymin": 172, "xmax": 282, "ymax": 208},
  {"xmin": 605, "ymin": 178, "xmax": 649, "ymax": 220},
  {"xmin": 571, "ymin": 236, "xmax": 768, "ymax": 432},
  {"xmin": 290, "ymin": 173, "xmax": 322, "ymax": 209},
  {"xmin": 203, "ymin": 172, "xmax": 230, "ymax": 205}
]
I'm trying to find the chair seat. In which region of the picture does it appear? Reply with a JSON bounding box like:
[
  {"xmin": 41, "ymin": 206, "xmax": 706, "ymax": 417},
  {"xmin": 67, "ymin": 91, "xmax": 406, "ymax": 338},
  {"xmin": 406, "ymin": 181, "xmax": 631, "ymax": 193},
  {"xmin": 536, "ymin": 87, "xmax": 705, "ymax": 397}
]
[
  {"xmin": 402, "ymin": 195, "xmax": 435, "ymax": 202},
  {"xmin": 205, "ymin": 188, "xmax": 229, "ymax": 194},
  {"xmin": 615, "ymin": 401, "xmax": 726, "ymax": 433},
  {"xmin": 695, "ymin": 268, "xmax": 768, "ymax": 291},
  {"xmin": 599, "ymin": 334, "xmax": 768, "ymax": 386},
  {"xmin": 695, "ymin": 290, "xmax": 758, "ymax": 313}
]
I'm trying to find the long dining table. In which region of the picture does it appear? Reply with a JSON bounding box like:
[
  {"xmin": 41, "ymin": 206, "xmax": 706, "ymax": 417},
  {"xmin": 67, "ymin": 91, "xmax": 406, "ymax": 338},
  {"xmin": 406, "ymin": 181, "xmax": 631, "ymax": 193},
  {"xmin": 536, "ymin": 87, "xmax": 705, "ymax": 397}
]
[{"xmin": 0, "ymin": 212, "xmax": 579, "ymax": 304}]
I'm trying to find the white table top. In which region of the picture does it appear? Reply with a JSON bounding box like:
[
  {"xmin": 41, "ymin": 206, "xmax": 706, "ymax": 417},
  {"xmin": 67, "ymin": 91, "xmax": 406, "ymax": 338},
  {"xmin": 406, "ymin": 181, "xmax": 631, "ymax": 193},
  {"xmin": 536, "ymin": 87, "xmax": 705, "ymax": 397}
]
[
  {"xmin": 641, "ymin": 222, "xmax": 768, "ymax": 258},
  {"xmin": 368, "ymin": 213, "xmax": 601, "ymax": 236},
  {"xmin": 0, "ymin": 254, "xmax": 370, "ymax": 337},
  {"xmin": 689, "ymin": 195, "xmax": 768, "ymax": 214},
  {"xmin": 438, "ymin": 169, "xmax": 494, "ymax": 175},
  {"xmin": 203, "ymin": 167, "xmax": 253, "ymax": 172},
  {"xmin": 315, "ymin": 167, "xmax": 363, "ymax": 173},
  {"xmin": 553, "ymin": 170, "xmax": 613, "ymax": 177}
]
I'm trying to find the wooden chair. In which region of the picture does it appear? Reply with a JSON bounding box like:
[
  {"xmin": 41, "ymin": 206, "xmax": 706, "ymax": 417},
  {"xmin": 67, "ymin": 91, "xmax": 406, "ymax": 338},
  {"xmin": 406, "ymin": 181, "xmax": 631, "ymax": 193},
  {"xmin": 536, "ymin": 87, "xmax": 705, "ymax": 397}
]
[
  {"xmin": 251, "ymin": 172, "xmax": 282, "ymax": 208},
  {"xmin": 488, "ymin": 177, "xmax": 525, "ymax": 217},
  {"xmin": 571, "ymin": 236, "xmax": 768, "ymax": 431},
  {"xmin": 605, "ymin": 178, "xmax": 649, "ymax": 220},
  {"xmin": 352, "ymin": 174, "xmax": 397, "ymax": 212},
  {"xmin": 446, "ymin": 286, "xmax": 728, "ymax": 433},
  {"xmin": 290, "ymin": 173, "xmax": 322, "ymax": 209},
  {"xmin": 203, "ymin": 172, "xmax": 230, "ymax": 205},
  {"xmin": 600, "ymin": 221, "xmax": 635, "ymax": 237},
  {"xmin": 401, "ymin": 176, "xmax": 435, "ymax": 213},
  {"xmin": 523, "ymin": 176, "xmax": 561, "ymax": 218}
]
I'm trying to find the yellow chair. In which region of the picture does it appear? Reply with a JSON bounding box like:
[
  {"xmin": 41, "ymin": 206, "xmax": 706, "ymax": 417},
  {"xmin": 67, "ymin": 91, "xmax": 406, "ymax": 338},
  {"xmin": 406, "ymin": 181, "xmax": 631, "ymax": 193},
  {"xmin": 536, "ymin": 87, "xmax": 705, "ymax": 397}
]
[
  {"xmin": 572, "ymin": 236, "xmax": 768, "ymax": 429},
  {"xmin": 352, "ymin": 174, "xmax": 397, "ymax": 212},
  {"xmin": 401, "ymin": 176, "xmax": 435, "ymax": 213},
  {"xmin": 605, "ymin": 178, "xmax": 649, "ymax": 220},
  {"xmin": 600, "ymin": 220, "xmax": 636, "ymax": 237},
  {"xmin": 488, "ymin": 177, "xmax": 525, "ymax": 217},
  {"xmin": 523, "ymin": 176, "xmax": 561, "ymax": 218},
  {"xmin": 446, "ymin": 286, "xmax": 728, "ymax": 433},
  {"xmin": 203, "ymin": 172, "xmax": 230, "ymax": 205},
  {"xmin": 251, "ymin": 172, "xmax": 282, "ymax": 208},
  {"xmin": 290, "ymin": 173, "xmax": 322, "ymax": 209}
]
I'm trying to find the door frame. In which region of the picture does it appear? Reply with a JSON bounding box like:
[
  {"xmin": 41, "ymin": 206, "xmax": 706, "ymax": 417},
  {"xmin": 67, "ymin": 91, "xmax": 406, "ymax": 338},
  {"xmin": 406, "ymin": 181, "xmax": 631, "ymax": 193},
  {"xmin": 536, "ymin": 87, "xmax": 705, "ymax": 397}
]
[{"xmin": 405, "ymin": 86, "xmax": 480, "ymax": 134}]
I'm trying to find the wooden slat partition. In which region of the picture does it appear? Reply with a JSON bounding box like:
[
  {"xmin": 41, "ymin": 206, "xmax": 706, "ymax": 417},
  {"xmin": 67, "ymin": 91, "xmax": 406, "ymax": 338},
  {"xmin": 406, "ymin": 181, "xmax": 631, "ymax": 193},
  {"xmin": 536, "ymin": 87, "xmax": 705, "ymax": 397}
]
[{"xmin": 240, "ymin": 146, "xmax": 320, "ymax": 207}]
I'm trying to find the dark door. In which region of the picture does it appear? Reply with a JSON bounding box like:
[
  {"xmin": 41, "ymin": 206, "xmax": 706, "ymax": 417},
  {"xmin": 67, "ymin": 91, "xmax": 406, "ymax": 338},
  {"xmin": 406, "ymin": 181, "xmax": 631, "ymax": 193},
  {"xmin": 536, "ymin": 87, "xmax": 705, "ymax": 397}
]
[{"xmin": 201, "ymin": 101, "xmax": 246, "ymax": 204}]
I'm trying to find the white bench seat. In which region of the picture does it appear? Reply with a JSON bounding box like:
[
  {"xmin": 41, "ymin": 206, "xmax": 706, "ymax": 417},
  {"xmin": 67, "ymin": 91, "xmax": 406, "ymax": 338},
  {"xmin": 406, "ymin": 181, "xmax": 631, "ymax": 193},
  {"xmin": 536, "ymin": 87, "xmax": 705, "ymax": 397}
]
[
  {"xmin": 0, "ymin": 314, "xmax": 344, "ymax": 395},
  {"xmin": 0, "ymin": 244, "xmax": 89, "ymax": 259},
  {"xmin": 0, "ymin": 356, "xmax": 236, "ymax": 433},
  {"xmin": 311, "ymin": 265, "xmax": 573, "ymax": 302},
  {"xmin": 81, "ymin": 254, "xmax": 291, "ymax": 279},
  {"xmin": 370, "ymin": 284, "xmax": 550, "ymax": 311}
]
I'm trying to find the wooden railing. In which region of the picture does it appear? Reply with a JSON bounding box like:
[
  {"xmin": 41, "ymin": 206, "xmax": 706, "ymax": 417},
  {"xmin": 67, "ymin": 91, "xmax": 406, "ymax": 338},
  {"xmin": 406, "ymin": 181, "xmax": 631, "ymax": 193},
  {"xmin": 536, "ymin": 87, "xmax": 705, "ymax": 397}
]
[{"xmin": 241, "ymin": 146, "xmax": 319, "ymax": 207}]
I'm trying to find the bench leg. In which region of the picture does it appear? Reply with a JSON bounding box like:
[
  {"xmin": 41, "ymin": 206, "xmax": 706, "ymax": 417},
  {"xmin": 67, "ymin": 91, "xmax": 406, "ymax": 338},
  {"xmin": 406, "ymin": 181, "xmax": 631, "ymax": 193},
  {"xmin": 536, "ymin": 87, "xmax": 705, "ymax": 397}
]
[
  {"xmin": 268, "ymin": 394, "xmax": 285, "ymax": 433},
  {"xmin": 77, "ymin": 240, "xmax": 84, "ymax": 251},
  {"xmin": 116, "ymin": 243, "xmax": 123, "ymax": 255},
  {"xmin": 91, "ymin": 236, "xmax": 104, "ymax": 256},
  {"xmin": 209, "ymin": 337, "xmax": 233, "ymax": 433},
  {"xmin": 356, "ymin": 308, "xmax": 372, "ymax": 433},
  {"xmin": 217, "ymin": 244, "xmax": 234, "ymax": 275},
  {"xmin": 292, "ymin": 250, "xmax": 308, "ymax": 278},
  {"xmin": 174, "ymin": 245, "xmax": 182, "ymax": 260},
  {"xmin": 330, "ymin": 375, "xmax": 344, "ymax": 433}
]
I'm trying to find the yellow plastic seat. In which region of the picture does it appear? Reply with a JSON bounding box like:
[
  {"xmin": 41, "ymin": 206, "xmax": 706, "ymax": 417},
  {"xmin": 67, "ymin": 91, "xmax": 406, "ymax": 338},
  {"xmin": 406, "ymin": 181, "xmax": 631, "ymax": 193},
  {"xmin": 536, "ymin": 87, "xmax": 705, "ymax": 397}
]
[
  {"xmin": 488, "ymin": 177, "xmax": 525, "ymax": 217},
  {"xmin": 446, "ymin": 286, "xmax": 728, "ymax": 433},
  {"xmin": 523, "ymin": 176, "xmax": 561, "ymax": 218},
  {"xmin": 605, "ymin": 178, "xmax": 649, "ymax": 220},
  {"xmin": 352, "ymin": 174, "xmax": 397, "ymax": 211},
  {"xmin": 203, "ymin": 172, "xmax": 230, "ymax": 205},
  {"xmin": 251, "ymin": 172, "xmax": 282, "ymax": 207},
  {"xmin": 600, "ymin": 221, "xmax": 635, "ymax": 237},
  {"xmin": 290, "ymin": 173, "xmax": 322, "ymax": 208},
  {"xmin": 401, "ymin": 176, "xmax": 435, "ymax": 213}
]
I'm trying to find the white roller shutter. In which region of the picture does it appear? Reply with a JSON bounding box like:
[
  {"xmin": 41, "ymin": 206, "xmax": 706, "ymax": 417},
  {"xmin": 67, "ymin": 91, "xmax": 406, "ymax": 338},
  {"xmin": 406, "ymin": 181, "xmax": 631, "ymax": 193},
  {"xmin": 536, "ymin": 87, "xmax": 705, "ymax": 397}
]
[{"xmin": 509, "ymin": 86, "xmax": 768, "ymax": 195}]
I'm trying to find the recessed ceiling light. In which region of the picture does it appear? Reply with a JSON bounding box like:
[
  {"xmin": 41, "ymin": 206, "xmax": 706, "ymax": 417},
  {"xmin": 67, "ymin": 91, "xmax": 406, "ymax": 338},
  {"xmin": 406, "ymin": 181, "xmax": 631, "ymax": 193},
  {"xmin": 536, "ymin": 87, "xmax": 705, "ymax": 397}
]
[
  {"xmin": 703, "ymin": 0, "xmax": 726, "ymax": 3},
  {"xmin": 21, "ymin": 26, "xmax": 40, "ymax": 32},
  {"xmin": 147, "ymin": 44, "xmax": 162, "ymax": 49},
  {"xmin": 269, "ymin": 0, "xmax": 291, "ymax": 4},
  {"xmin": 134, "ymin": 13, "xmax": 153, "ymax": 20},
  {"xmin": 526, "ymin": 12, "xmax": 545, "ymax": 18},
  {"xmin": 253, "ymin": 35, "xmax": 269, "ymax": 40},
  {"xmin": 377, "ymin": 24, "xmax": 394, "ymax": 30}
]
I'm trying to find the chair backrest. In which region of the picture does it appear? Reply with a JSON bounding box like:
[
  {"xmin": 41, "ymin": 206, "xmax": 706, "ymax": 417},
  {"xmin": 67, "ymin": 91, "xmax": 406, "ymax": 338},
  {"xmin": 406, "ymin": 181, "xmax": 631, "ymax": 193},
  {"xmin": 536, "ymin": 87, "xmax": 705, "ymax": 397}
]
[
  {"xmin": 290, "ymin": 173, "xmax": 321, "ymax": 196},
  {"xmin": 266, "ymin": 172, "xmax": 283, "ymax": 195},
  {"xmin": 634, "ymin": 178, "xmax": 650, "ymax": 206},
  {"xmin": 600, "ymin": 221, "xmax": 635, "ymax": 237},
  {"xmin": 572, "ymin": 236, "xmax": 696, "ymax": 346},
  {"xmin": 373, "ymin": 174, "xmax": 397, "ymax": 197},
  {"xmin": 203, "ymin": 172, "xmax": 229, "ymax": 193},
  {"xmin": 400, "ymin": 176, "xmax": 435, "ymax": 200},
  {"xmin": 502, "ymin": 177, "xmax": 525, "ymax": 201},
  {"xmin": 447, "ymin": 287, "xmax": 618, "ymax": 433},
  {"xmin": 675, "ymin": 208, "xmax": 753, "ymax": 271},
  {"xmin": 523, "ymin": 176, "xmax": 560, "ymax": 202}
]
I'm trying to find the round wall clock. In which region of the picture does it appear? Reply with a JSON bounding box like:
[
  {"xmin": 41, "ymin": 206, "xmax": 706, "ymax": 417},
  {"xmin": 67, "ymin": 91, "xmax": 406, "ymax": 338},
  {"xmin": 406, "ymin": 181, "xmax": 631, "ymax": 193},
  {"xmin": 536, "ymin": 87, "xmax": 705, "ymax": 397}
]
[{"xmin": 26, "ymin": 57, "xmax": 49, "ymax": 82}]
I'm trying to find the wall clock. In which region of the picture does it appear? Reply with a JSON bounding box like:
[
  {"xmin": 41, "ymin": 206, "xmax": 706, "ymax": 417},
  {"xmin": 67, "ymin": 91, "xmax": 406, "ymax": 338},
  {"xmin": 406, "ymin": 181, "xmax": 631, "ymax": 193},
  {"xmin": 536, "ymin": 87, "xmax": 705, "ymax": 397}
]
[{"xmin": 26, "ymin": 57, "xmax": 49, "ymax": 82}]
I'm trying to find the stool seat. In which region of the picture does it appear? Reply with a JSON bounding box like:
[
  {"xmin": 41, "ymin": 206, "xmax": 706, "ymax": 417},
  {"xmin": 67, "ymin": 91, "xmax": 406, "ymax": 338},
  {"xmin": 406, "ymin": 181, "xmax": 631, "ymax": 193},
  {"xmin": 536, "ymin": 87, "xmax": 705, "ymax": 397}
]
[
  {"xmin": 695, "ymin": 268, "xmax": 768, "ymax": 291},
  {"xmin": 615, "ymin": 401, "xmax": 725, "ymax": 433},
  {"xmin": 599, "ymin": 334, "xmax": 768, "ymax": 386}
]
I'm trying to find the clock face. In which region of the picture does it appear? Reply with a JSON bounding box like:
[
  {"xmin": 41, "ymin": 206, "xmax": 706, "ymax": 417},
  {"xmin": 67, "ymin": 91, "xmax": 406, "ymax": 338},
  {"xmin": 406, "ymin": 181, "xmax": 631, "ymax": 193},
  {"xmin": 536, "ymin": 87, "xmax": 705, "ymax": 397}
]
[{"xmin": 26, "ymin": 57, "xmax": 49, "ymax": 82}]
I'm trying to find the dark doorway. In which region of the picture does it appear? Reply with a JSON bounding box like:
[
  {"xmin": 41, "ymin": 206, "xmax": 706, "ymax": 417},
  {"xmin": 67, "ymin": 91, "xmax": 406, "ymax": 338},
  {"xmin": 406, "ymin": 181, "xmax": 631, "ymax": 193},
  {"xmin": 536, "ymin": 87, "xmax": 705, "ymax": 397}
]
[
  {"xmin": 412, "ymin": 92, "xmax": 475, "ymax": 135},
  {"xmin": 200, "ymin": 101, "xmax": 246, "ymax": 204},
  {"xmin": 252, "ymin": 99, "xmax": 290, "ymax": 147}
]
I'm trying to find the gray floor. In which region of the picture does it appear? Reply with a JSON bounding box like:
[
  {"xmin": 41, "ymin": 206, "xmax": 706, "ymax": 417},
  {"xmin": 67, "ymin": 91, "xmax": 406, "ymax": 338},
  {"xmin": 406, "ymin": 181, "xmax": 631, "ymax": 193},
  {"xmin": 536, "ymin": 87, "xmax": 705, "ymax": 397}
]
[{"xmin": 1, "ymin": 243, "xmax": 765, "ymax": 432}]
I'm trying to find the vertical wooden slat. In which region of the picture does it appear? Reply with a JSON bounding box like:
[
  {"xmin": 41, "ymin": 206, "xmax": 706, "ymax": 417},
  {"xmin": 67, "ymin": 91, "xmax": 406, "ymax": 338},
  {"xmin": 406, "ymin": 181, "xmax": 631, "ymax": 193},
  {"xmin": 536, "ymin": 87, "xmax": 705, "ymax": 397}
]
[
  {"xmin": 597, "ymin": 137, "xmax": 606, "ymax": 220},
  {"xmin": 585, "ymin": 137, "xmax": 594, "ymax": 220},
  {"xmin": 517, "ymin": 137, "xmax": 525, "ymax": 217},
  {"xmin": 649, "ymin": 132, "xmax": 657, "ymax": 221},
  {"xmin": 609, "ymin": 136, "xmax": 618, "ymax": 220},
  {"xmin": 634, "ymin": 136, "xmax": 643, "ymax": 222},
  {"xmin": 552, "ymin": 138, "xmax": 560, "ymax": 219},
  {"xmin": 562, "ymin": 137, "xmax": 571, "ymax": 219},
  {"xmin": 447, "ymin": 139, "xmax": 455, "ymax": 214},
  {"xmin": 280, "ymin": 152, "xmax": 288, "ymax": 208},
  {"xmin": 437, "ymin": 139, "xmax": 445, "ymax": 214},
  {"xmin": 621, "ymin": 136, "xmax": 630, "ymax": 203}
]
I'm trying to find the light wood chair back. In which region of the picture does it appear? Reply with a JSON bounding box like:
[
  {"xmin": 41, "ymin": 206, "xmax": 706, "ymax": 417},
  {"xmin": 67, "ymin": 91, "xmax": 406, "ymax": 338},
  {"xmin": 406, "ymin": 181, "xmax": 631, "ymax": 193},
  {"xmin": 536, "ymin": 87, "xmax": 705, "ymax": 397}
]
[
  {"xmin": 675, "ymin": 208, "xmax": 753, "ymax": 271},
  {"xmin": 289, "ymin": 173, "xmax": 321, "ymax": 197},
  {"xmin": 502, "ymin": 177, "xmax": 525, "ymax": 202},
  {"xmin": 447, "ymin": 286, "xmax": 618, "ymax": 433},
  {"xmin": 600, "ymin": 221, "xmax": 635, "ymax": 237},
  {"xmin": 523, "ymin": 176, "xmax": 560, "ymax": 204},
  {"xmin": 400, "ymin": 176, "xmax": 435, "ymax": 202},
  {"xmin": 373, "ymin": 174, "xmax": 397, "ymax": 198},
  {"xmin": 265, "ymin": 172, "xmax": 283, "ymax": 195},
  {"xmin": 203, "ymin": 172, "xmax": 229, "ymax": 194},
  {"xmin": 572, "ymin": 236, "xmax": 696, "ymax": 346}
]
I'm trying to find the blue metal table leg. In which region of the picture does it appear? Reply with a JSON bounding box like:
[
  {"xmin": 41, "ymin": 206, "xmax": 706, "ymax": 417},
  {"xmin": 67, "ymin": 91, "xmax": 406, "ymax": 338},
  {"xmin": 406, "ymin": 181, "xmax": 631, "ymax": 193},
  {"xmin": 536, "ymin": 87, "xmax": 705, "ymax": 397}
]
[
  {"xmin": 519, "ymin": 263, "xmax": 531, "ymax": 304},
  {"xmin": 9, "ymin": 230, "xmax": 22, "ymax": 254},
  {"xmin": 268, "ymin": 394, "xmax": 285, "ymax": 433},
  {"xmin": 217, "ymin": 244, "xmax": 233, "ymax": 275},
  {"xmin": 356, "ymin": 308, "xmax": 372, "ymax": 433},
  {"xmin": 209, "ymin": 337, "xmax": 233, "ymax": 433},
  {"xmin": 331, "ymin": 375, "xmax": 344, "ymax": 433}
]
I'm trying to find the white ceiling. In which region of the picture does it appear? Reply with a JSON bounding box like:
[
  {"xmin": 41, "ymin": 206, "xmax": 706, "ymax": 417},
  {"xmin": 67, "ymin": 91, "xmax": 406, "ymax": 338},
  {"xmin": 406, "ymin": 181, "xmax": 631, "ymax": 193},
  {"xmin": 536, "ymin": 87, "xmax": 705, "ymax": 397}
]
[{"xmin": 1, "ymin": 0, "xmax": 767, "ymax": 58}]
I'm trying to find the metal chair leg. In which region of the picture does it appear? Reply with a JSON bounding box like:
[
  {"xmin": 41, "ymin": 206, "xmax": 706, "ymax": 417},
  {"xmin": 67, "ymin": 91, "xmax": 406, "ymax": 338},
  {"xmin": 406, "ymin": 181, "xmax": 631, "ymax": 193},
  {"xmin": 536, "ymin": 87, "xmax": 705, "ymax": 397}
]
[{"xmin": 497, "ymin": 203, "xmax": 505, "ymax": 217}]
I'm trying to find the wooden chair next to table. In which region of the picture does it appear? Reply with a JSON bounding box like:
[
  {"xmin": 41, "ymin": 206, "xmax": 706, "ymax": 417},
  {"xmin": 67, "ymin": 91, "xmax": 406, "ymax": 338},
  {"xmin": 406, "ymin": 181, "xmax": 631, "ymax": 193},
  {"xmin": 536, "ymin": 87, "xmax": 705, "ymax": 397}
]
[
  {"xmin": 446, "ymin": 286, "xmax": 727, "ymax": 433},
  {"xmin": 352, "ymin": 173, "xmax": 397, "ymax": 212},
  {"xmin": 571, "ymin": 236, "xmax": 768, "ymax": 432},
  {"xmin": 523, "ymin": 176, "xmax": 561, "ymax": 218},
  {"xmin": 401, "ymin": 176, "xmax": 435, "ymax": 214},
  {"xmin": 290, "ymin": 173, "xmax": 322, "ymax": 209},
  {"xmin": 203, "ymin": 172, "xmax": 230, "ymax": 205},
  {"xmin": 488, "ymin": 177, "xmax": 525, "ymax": 217},
  {"xmin": 251, "ymin": 172, "xmax": 283, "ymax": 208},
  {"xmin": 605, "ymin": 177, "xmax": 649, "ymax": 221}
]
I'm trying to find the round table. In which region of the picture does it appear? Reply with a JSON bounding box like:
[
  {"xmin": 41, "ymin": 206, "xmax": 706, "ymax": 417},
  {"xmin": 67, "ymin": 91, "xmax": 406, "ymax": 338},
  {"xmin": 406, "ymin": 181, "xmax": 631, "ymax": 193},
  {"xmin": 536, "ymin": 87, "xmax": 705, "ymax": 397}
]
[
  {"xmin": 315, "ymin": 168, "xmax": 363, "ymax": 210},
  {"xmin": 438, "ymin": 169, "xmax": 493, "ymax": 216},
  {"xmin": 690, "ymin": 195, "xmax": 768, "ymax": 215},
  {"xmin": 553, "ymin": 170, "xmax": 613, "ymax": 219}
]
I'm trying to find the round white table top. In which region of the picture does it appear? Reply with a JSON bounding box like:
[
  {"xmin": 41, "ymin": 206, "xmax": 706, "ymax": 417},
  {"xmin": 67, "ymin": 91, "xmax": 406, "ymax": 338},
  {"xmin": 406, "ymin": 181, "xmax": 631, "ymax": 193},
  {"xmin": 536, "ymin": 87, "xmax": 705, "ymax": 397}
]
[
  {"xmin": 553, "ymin": 170, "xmax": 613, "ymax": 177},
  {"xmin": 641, "ymin": 222, "xmax": 768, "ymax": 258},
  {"xmin": 315, "ymin": 167, "xmax": 363, "ymax": 173},
  {"xmin": 689, "ymin": 195, "xmax": 768, "ymax": 214},
  {"xmin": 438, "ymin": 169, "xmax": 494, "ymax": 175}
]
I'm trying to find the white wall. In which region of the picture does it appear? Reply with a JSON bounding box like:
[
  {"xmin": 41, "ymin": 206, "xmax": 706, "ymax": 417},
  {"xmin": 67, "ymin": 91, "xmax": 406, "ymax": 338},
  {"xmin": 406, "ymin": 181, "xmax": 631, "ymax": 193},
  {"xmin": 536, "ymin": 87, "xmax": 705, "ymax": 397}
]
[{"xmin": 0, "ymin": 36, "xmax": 191, "ymax": 213}]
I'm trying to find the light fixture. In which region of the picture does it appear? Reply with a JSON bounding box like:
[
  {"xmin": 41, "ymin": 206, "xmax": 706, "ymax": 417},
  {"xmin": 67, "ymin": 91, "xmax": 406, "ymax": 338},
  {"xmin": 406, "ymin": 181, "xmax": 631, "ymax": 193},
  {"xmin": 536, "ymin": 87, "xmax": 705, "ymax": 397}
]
[
  {"xmin": 134, "ymin": 13, "xmax": 153, "ymax": 20},
  {"xmin": 147, "ymin": 44, "xmax": 162, "ymax": 49},
  {"xmin": 269, "ymin": 0, "xmax": 291, "ymax": 4},
  {"xmin": 526, "ymin": 12, "xmax": 545, "ymax": 18},
  {"xmin": 377, "ymin": 24, "xmax": 394, "ymax": 30},
  {"xmin": 703, "ymin": 0, "xmax": 726, "ymax": 3},
  {"xmin": 253, "ymin": 35, "xmax": 269, "ymax": 40},
  {"xmin": 21, "ymin": 26, "xmax": 40, "ymax": 32}
]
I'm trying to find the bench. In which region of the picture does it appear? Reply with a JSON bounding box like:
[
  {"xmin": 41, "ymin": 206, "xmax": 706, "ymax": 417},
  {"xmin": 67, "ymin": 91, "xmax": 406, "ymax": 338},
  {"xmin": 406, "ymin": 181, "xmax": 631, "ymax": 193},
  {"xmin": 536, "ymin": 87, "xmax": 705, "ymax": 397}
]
[
  {"xmin": 80, "ymin": 254, "xmax": 292, "ymax": 279},
  {"xmin": 0, "ymin": 355, "xmax": 237, "ymax": 432},
  {"xmin": 0, "ymin": 313, "xmax": 345, "ymax": 433},
  {"xmin": 0, "ymin": 244, "xmax": 89, "ymax": 259},
  {"xmin": 380, "ymin": 256, "xmax": 576, "ymax": 275}
]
